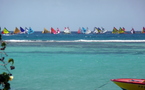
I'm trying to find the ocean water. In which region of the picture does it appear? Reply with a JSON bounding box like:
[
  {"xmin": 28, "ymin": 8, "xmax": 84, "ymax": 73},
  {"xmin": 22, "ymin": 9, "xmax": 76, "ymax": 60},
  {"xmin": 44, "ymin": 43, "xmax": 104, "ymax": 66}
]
[{"xmin": 1, "ymin": 31, "xmax": 145, "ymax": 90}]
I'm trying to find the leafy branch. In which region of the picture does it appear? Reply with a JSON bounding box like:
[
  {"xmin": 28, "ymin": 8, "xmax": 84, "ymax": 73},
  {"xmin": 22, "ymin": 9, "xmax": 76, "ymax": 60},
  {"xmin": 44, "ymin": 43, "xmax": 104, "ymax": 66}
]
[{"xmin": 0, "ymin": 30, "xmax": 15, "ymax": 90}]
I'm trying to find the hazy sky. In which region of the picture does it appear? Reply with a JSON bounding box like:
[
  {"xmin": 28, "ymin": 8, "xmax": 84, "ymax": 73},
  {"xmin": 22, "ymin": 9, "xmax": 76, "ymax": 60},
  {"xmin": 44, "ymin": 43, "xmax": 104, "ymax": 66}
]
[{"xmin": 0, "ymin": 0, "xmax": 145, "ymax": 31}]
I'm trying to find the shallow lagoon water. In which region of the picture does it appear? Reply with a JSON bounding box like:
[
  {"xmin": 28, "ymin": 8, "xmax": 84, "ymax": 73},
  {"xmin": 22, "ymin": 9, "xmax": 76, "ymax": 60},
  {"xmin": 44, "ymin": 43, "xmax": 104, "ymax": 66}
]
[
  {"xmin": 2, "ymin": 41, "xmax": 144, "ymax": 90},
  {"xmin": 1, "ymin": 32, "xmax": 145, "ymax": 90}
]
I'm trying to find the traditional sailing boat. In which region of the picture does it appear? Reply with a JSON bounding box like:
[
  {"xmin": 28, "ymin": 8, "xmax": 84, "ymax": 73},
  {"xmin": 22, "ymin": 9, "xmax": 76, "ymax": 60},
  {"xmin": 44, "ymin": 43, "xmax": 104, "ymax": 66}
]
[
  {"xmin": 77, "ymin": 27, "xmax": 81, "ymax": 34},
  {"xmin": 42, "ymin": 28, "xmax": 50, "ymax": 34},
  {"xmin": 93, "ymin": 27, "xmax": 100, "ymax": 34},
  {"xmin": 20, "ymin": 27, "xmax": 27, "ymax": 34},
  {"xmin": 13, "ymin": 27, "xmax": 21, "ymax": 34},
  {"xmin": 81, "ymin": 27, "xmax": 87, "ymax": 34},
  {"xmin": 64, "ymin": 27, "xmax": 71, "ymax": 34},
  {"xmin": 130, "ymin": 28, "xmax": 135, "ymax": 34},
  {"xmin": 56, "ymin": 28, "xmax": 60, "ymax": 34},
  {"xmin": 51, "ymin": 27, "xmax": 57, "ymax": 34},
  {"xmin": 85, "ymin": 27, "xmax": 91, "ymax": 34},
  {"xmin": 1, "ymin": 27, "xmax": 11, "ymax": 35},
  {"xmin": 141, "ymin": 27, "xmax": 145, "ymax": 33},
  {"xmin": 118, "ymin": 27, "xmax": 126, "ymax": 34},
  {"xmin": 26, "ymin": 27, "xmax": 34, "ymax": 34},
  {"xmin": 112, "ymin": 27, "xmax": 119, "ymax": 34},
  {"xmin": 100, "ymin": 27, "xmax": 107, "ymax": 33}
]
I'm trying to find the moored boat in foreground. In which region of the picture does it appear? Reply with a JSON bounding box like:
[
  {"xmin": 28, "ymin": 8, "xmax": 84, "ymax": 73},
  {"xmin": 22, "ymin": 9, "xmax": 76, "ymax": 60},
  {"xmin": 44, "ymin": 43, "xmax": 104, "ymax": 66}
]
[{"xmin": 111, "ymin": 78, "xmax": 145, "ymax": 90}]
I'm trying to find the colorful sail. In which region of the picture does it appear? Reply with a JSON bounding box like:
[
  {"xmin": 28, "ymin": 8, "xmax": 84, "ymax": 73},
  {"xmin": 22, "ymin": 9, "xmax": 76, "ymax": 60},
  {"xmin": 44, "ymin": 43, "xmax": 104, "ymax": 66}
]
[
  {"xmin": 141, "ymin": 27, "xmax": 145, "ymax": 33},
  {"xmin": 51, "ymin": 27, "xmax": 57, "ymax": 34},
  {"xmin": 93, "ymin": 27, "xmax": 99, "ymax": 34},
  {"xmin": 42, "ymin": 28, "xmax": 50, "ymax": 34},
  {"xmin": 64, "ymin": 27, "xmax": 71, "ymax": 34},
  {"xmin": 20, "ymin": 27, "xmax": 26, "ymax": 34},
  {"xmin": 27, "ymin": 27, "xmax": 34, "ymax": 34},
  {"xmin": 13, "ymin": 27, "xmax": 21, "ymax": 34},
  {"xmin": 2, "ymin": 28, "xmax": 10, "ymax": 34},
  {"xmin": 85, "ymin": 27, "xmax": 91, "ymax": 34},
  {"xmin": 77, "ymin": 27, "xmax": 81, "ymax": 34},
  {"xmin": 97, "ymin": 27, "xmax": 102, "ymax": 33},
  {"xmin": 112, "ymin": 27, "xmax": 118, "ymax": 34},
  {"xmin": 118, "ymin": 27, "xmax": 125, "ymax": 34},
  {"xmin": 130, "ymin": 28, "xmax": 135, "ymax": 34},
  {"xmin": 100, "ymin": 27, "xmax": 107, "ymax": 33},
  {"xmin": 56, "ymin": 28, "xmax": 60, "ymax": 34},
  {"xmin": 122, "ymin": 27, "xmax": 126, "ymax": 31},
  {"xmin": 81, "ymin": 27, "xmax": 86, "ymax": 34}
]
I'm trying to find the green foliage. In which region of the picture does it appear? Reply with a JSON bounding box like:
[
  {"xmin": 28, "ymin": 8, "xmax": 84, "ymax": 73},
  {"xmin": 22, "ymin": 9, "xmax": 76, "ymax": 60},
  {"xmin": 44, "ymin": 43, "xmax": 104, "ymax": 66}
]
[
  {"xmin": 1, "ymin": 42, "xmax": 6, "ymax": 47},
  {"xmin": 0, "ymin": 72, "xmax": 11, "ymax": 90},
  {"xmin": 8, "ymin": 58, "xmax": 14, "ymax": 65},
  {"xmin": 0, "ymin": 37, "xmax": 15, "ymax": 90}
]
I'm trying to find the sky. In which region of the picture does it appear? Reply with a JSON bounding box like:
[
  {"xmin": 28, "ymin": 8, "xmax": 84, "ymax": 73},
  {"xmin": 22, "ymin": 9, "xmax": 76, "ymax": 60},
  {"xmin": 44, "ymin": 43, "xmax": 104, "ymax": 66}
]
[{"xmin": 0, "ymin": 0, "xmax": 145, "ymax": 31}]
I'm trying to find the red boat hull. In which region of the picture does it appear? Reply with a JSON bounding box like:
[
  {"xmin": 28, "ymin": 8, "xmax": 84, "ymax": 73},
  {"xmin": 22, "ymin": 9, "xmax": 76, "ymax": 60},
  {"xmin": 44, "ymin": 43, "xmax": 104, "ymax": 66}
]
[{"xmin": 111, "ymin": 78, "xmax": 145, "ymax": 90}]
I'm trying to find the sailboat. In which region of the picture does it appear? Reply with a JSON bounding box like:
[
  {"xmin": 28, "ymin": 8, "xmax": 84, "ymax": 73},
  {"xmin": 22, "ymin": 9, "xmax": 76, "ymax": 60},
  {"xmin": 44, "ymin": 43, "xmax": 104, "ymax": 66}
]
[
  {"xmin": 111, "ymin": 78, "xmax": 145, "ymax": 90},
  {"xmin": 81, "ymin": 27, "xmax": 87, "ymax": 34},
  {"xmin": 93, "ymin": 27, "xmax": 100, "ymax": 34},
  {"xmin": 118, "ymin": 27, "xmax": 126, "ymax": 34},
  {"xmin": 1, "ymin": 27, "xmax": 11, "ymax": 36},
  {"xmin": 20, "ymin": 27, "xmax": 27, "ymax": 34},
  {"xmin": 141, "ymin": 27, "xmax": 145, "ymax": 33},
  {"xmin": 77, "ymin": 27, "xmax": 81, "ymax": 34},
  {"xmin": 42, "ymin": 28, "xmax": 50, "ymax": 34},
  {"xmin": 130, "ymin": 28, "xmax": 135, "ymax": 34},
  {"xmin": 26, "ymin": 27, "xmax": 34, "ymax": 34},
  {"xmin": 112, "ymin": 27, "xmax": 119, "ymax": 34},
  {"xmin": 13, "ymin": 27, "xmax": 21, "ymax": 34},
  {"xmin": 85, "ymin": 27, "xmax": 91, "ymax": 34},
  {"xmin": 100, "ymin": 27, "xmax": 107, "ymax": 33},
  {"xmin": 51, "ymin": 27, "xmax": 57, "ymax": 34},
  {"xmin": 64, "ymin": 27, "xmax": 71, "ymax": 34},
  {"xmin": 56, "ymin": 28, "xmax": 60, "ymax": 34}
]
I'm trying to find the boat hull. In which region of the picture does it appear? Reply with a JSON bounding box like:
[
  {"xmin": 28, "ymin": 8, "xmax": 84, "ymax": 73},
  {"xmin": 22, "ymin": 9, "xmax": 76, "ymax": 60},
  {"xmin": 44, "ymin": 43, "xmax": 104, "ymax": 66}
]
[{"xmin": 111, "ymin": 78, "xmax": 145, "ymax": 90}]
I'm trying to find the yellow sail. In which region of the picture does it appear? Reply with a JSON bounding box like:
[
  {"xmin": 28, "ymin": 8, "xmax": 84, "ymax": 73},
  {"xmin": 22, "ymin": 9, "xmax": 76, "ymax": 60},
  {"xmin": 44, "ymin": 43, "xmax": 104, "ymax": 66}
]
[
  {"xmin": 13, "ymin": 27, "xmax": 21, "ymax": 34},
  {"xmin": 2, "ymin": 28, "xmax": 10, "ymax": 34},
  {"xmin": 118, "ymin": 27, "xmax": 125, "ymax": 34},
  {"xmin": 42, "ymin": 28, "xmax": 50, "ymax": 33},
  {"xmin": 112, "ymin": 27, "xmax": 118, "ymax": 34}
]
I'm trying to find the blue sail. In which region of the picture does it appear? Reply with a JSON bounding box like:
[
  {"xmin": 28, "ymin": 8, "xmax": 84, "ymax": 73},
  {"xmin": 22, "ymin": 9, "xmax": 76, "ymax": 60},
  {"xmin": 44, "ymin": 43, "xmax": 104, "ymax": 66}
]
[
  {"xmin": 20, "ymin": 27, "xmax": 26, "ymax": 33},
  {"xmin": 27, "ymin": 27, "xmax": 34, "ymax": 34},
  {"xmin": 81, "ymin": 27, "xmax": 86, "ymax": 34}
]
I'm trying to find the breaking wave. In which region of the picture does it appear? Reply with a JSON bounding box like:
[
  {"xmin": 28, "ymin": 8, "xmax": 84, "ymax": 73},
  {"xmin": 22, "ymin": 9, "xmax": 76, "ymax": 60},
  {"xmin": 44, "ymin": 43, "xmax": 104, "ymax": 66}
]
[{"xmin": 4, "ymin": 39, "xmax": 145, "ymax": 42}]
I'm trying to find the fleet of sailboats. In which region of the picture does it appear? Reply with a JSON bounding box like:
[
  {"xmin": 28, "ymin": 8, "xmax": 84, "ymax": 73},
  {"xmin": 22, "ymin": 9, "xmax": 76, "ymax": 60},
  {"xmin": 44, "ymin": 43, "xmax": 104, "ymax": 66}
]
[
  {"xmin": 0, "ymin": 27, "xmax": 145, "ymax": 35},
  {"xmin": 0, "ymin": 27, "xmax": 34, "ymax": 36}
]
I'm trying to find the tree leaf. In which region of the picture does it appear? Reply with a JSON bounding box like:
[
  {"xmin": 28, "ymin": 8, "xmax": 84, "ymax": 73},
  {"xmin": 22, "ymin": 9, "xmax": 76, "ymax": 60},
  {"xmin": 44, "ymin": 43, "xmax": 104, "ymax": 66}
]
[
  {"xmin": 8, "ymin": 58, "xmax": 14, "ymax": 65},
  {"xmin": 1, "ymin": 42, "xmax": 6, "ymax": 47}
]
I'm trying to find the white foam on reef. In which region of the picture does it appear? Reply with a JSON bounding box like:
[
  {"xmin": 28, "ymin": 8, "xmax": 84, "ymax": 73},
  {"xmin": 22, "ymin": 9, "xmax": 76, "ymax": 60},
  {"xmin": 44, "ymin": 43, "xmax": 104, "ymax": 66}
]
[{"xmin": 4, "ymin": 40, "xmax": 145, "ymax": 42}]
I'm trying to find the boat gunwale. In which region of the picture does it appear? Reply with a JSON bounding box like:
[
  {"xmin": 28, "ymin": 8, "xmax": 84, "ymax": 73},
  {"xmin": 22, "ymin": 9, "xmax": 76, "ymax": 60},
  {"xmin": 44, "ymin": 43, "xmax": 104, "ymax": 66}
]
[{"xmin": 111, "ymin": 78, "xmax": 145, "ymax": 85}]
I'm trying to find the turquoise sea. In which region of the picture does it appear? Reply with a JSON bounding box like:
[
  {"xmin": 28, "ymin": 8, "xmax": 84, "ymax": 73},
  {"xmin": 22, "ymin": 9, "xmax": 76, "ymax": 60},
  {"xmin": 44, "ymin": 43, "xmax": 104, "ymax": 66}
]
[{"xmin": 1, "ymin": 31, "xmax": 145, "ymax": 90}]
